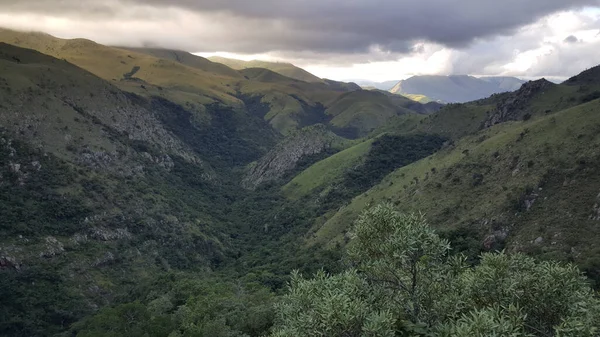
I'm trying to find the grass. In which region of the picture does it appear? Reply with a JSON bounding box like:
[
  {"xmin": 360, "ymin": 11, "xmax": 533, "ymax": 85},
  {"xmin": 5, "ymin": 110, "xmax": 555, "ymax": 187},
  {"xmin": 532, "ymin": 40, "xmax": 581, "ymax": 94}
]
[
  {"xmin": 0, "ymin": 29, "xmax": 442, "ymax": 138},
  {"xmin": 282, "ymin": 138, "xmax": 375, "ymax": 199},
  {"xmin": 0, "ymin": 28, "xmax": 241, "ymax": 107},
  {"xmin": 403, "ymin": 93, "xmax": 433, "ymax": 103},
  {"xmin": 209, "ymin": 56, "xmax": 324, "ymax": 83},
  {"xmin": 325, "ymin": 90, "xmax": 416, "ymax": 136},
  {"xmin": 416, "ymin": 103, "xmax": 493, "ymax": 139},
  {"xmin": 308, "ymin": 98, "xmax": 600, "ymax": 277}
]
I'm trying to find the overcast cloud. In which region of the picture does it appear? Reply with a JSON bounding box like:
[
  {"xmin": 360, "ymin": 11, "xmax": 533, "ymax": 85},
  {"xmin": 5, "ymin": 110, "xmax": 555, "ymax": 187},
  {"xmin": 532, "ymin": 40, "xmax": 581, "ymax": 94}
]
[{"xmin": 1, "ymin": 0, "xmax": 600, "ymax": 81}]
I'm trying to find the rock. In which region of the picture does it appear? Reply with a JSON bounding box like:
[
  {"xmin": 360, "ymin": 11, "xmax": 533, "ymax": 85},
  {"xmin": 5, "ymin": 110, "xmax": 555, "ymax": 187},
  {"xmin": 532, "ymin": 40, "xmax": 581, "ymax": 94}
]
[
  {"xmin": 483, "ymin": 79, "xmax": 555, "ymax": 128},
  {"xmin": 8, "ymin": 162, "xmax": 20, "ymax": 173},
  {"xmin": 40, "ymin": 236, "xmax": 65, "ymax": 258},
  {"xmin": 242, "ymin": 125, "xmax": 342, "ymax": 189},
  {"xmin": 483, "ymin": 228, "xmax": 510, "ymax": 250},
  {"xmin": 0, "ymin": 256, "xmax": 21, "ymax": 270},
  {"xmin": 534, "ymin": 237, "xmax": 544, "ymax": 245},
  {"xmin": 590, "ymin": 203, "xmax": 600, "ymax": 221},
  {"xmin": 30, "ymin": 161, "xmax": 42, "ymax": 171},
  {"xmin": 89, "ymin": 227, "xmax": 132, "ymax": 241},
  {"xmin": 71, "ymin": 233, "xmax": 89, "ymax": 245},
  {"xmin": 525, "ymin": 198, "xmax": 536, "ymax": 211},
  {"xmin": 92, "ymin": 252, "xmax": 116, "ymax": 267}
]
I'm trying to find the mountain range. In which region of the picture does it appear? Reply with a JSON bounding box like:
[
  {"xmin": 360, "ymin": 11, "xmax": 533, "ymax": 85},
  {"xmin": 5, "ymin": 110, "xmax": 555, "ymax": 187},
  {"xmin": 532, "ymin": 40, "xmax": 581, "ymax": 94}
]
[
  {"xmin": 355, "ymin": 76, "xmax": 526, "ymax": 103},
  {"xmin": 1, "ymin": 27, "xmax": 600, "ymax": 336}
]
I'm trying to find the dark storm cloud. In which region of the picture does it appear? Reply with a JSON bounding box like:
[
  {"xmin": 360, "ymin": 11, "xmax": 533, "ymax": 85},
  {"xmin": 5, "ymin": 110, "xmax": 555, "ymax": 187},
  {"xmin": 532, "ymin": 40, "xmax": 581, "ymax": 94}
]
[
  {"xmin": 564, "ymin": 35, "xmax": 580, "ymax": 43},
  {"xmin": 2, "ymin": 0, "xmax": 598, "ymax": 54}
]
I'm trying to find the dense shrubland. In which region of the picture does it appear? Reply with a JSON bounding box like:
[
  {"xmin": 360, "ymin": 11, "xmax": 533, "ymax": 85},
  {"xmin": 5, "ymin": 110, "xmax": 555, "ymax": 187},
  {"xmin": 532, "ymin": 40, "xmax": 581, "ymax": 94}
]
[{"xmin": 70, "ymin": 204, "xmax": 600, "ymax": 337}]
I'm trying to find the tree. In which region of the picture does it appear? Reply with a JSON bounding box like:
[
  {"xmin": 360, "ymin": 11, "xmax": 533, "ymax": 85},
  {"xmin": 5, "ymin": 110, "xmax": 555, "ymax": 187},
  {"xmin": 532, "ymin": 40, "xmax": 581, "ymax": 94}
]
[
  {"xmin": 271, "ymin": 270, "xmax": 396, "ymax": 337},
  {"xmin": 271, "ymin": 204, "xmax": 600, "ymax": 336},
  {"xmin": 347, "ymin": 204, "xmax": 463, "ymax": 325}
]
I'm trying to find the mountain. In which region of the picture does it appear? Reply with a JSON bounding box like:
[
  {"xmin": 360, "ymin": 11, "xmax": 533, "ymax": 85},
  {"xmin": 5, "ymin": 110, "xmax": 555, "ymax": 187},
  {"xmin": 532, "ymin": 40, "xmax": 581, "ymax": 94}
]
[
  {"xmin": 119, "ymin": 47, "xmax": 244, "ymax": 79},
  {"xmin": 354, "ymin": 79, "xmax": 400, "ymax": 91},
  {"xmin": 208, "ymin": 55, "xmax": 324, "ymax": 83},
  {"xmin": 0, "ymin": 28, "xmax": 435, "ymax": 138},
  {"xmin": 2, "ymin": 27, "xmax": 600, "ymax": 337},
  {"xmin": 389, "ymin": 75, "xmax": 526, "ymax": 103},
  {"xmin": 289, "ymin": 74, "xmax": 600, "ymax": 288}
]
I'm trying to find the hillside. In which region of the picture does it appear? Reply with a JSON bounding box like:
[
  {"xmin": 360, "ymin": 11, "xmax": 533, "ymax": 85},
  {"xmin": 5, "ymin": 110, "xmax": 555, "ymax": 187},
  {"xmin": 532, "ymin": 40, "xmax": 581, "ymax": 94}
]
[
  {"xmin": 0, "ymin": 28, "xmax": 437, "ymax": 138},
  {"xmin": 312, "ymin": 98, "xmax": 600, "ymax": 278},
  {"xmin": 390, "ymin": 75, "xmax": 526, "ymax": 103},
  {"xmin": 325, "ymin": 90, "xmax": 418, "ymax": 138},
  {"xmin": 285, "ymin": 70, "xmax": 600, "ymax": 287},
  {"xmin": 2, "ymin": 27, "xmax": 600, "ymax": 337},
  {"xmin": 0, "ymin": 42, "xmax": 262, "ymax": 334},
  {"xmin": 119, "ymin": 47, "xmax": 243, "ymax": 79},
  {"xmin": 355, "ymin": 79, "xmax": 399, "ymax": 91},
  {"xmin": 209, "ymin": 56, "xmax": 324, "ymax": 83}
]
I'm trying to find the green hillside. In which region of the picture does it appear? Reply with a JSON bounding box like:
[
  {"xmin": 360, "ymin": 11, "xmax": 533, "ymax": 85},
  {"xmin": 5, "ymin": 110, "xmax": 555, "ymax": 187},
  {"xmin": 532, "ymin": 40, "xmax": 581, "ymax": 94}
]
[
  {"xmin": 2, "ymin": 27, "xmax": 600, "ymax": 337},
  {"xmin": 119, "ymin": 47, "xmax": 243, "ymax": 79},
  {"xmin": 311, "ymin": 95, "xmax": 600, "ymax": 280},
  {"xmin": 209, "ymin": 55, "xmax": 324, "ymax": 83},
  {"xmin": 325, "ymin": 90, "xmax": 418, "ymax": 138},
  {"xmin": 0, "ymin": 28, "xmax": 242, "ymax": 109},
  {"xmin": 403, "ymin": 93, "xmax": 433, "ymax": 103}
]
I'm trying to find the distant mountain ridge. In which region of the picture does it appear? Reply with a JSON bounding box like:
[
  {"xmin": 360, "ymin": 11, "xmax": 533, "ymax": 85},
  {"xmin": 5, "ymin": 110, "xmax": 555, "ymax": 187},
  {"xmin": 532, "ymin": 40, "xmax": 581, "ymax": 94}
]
[
  {"xmin": 354, "ymin": 80, "xmax": 400, "ymax": 91},
  {"xmin": 208, "ymin": 55, "xmax": 324, "ymax": 83},
  {"xmin": 389, "ymin": 75, "xmax": 525, "ymax": 103}
]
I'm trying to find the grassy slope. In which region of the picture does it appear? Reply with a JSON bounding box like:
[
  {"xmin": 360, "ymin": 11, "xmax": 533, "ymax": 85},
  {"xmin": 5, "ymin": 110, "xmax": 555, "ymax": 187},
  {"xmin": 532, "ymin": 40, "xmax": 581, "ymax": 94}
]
[
  {"xmin": 283, "ymin": 138, "xmax": 375, "ymax": 199},
  {"xmin": 0, "ymin": 28, "xmax": 241, "ymax": 108},
  {"xmin": 403, "ymin": 93, "xmax": 433, "ymax": 103},
  {"xmin": 209, "ymin": 56, "xmax": 324, "ymax": 83},
  {"xmin": 325, "ymin": 90, "xmax": 416, "ymax": 136},
  {"xmin": 118, "ymin": 47, "xmax": 243, "ymax": 79},
  {"xmin": 0, "ymin": 44, "xmax": 240, "ymax": 332},
  {"xmin": 0, "ymin": 42, "xmax": 202, "ymax": 165},
  {"xmin": 0, "ymin": 29, "xmax": 440, "ymax": 138},
  {"xmin": 311, "ymin": 99, "xmax": 600, "ymax": 274}
]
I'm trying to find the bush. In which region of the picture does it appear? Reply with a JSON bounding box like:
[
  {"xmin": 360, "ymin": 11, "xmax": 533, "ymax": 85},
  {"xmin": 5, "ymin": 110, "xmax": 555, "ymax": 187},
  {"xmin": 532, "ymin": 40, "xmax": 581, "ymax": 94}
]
[{"xmin": 271, "ymin": 204, "xmax": 600, "ymax": 336}]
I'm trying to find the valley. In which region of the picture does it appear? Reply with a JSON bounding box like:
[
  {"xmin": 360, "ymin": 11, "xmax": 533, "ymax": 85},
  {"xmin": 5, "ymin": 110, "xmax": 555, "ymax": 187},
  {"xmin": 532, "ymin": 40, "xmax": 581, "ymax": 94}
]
[{"xmin": 0, "ymin": 27, "xmax": 599, "ymax": 336}]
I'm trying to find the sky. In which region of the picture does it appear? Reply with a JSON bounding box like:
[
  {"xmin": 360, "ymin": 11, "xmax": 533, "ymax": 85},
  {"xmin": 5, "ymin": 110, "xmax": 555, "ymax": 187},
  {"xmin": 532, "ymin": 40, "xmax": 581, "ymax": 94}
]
[{"xmin": 1, "ymin": 0, "xmax": 599, "ymax": 82}]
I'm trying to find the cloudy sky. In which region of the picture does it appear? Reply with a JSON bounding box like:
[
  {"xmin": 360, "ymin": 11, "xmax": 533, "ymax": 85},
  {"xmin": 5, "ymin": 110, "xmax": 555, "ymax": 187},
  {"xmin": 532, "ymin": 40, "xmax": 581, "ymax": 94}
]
[{"xmin": 1, "ymin": 0, "xmax": 599, "ymax": 82}]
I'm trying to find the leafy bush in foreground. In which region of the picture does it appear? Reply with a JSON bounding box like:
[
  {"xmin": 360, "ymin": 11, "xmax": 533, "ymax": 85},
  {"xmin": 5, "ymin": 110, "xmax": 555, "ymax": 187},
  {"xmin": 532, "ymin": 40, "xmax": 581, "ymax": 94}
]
[{"xmin": 271, "ymin": 204, "xmax": 600, "ymax": 336}]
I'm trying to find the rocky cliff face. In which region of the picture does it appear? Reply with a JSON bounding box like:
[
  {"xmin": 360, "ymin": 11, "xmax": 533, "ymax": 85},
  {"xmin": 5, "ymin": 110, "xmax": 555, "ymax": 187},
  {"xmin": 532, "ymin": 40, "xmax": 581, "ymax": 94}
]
[
  {"xmin": 243, "ymin": 125, "xmax": 345, "ymax": 189},
  {"xmin": 483, "ymin": 79, "xmax": 555, "ymax": 128}
]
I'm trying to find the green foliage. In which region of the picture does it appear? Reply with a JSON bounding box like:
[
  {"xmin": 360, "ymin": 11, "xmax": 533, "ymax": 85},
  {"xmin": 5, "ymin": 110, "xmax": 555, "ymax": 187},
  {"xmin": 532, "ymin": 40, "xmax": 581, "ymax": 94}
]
[
  {"xmin": 76, "ymin": 302, "xmax": 172, "ymax": 337},
  {"xmin": 348, "ymin": 205, "xmax": 452, "ymax": 323},
  {"xmin": 272, "ymin": 204, "xmax": 600, "ymax": 336},
  {"xmin": 0, "ymin": 265, "xmax": 89, "ymax": 337},
  {"xmin": 0, "ymin": 138, "xmax": 91, "ymax": 236},
  {"xmin": 437, "ymin": 306, "xmax": 530, "ymax": 337},
  {"xmin": 323, "ymin": 134, "xmax": 446, "ymax": 207},
  {"xmin": 74, "ymin": 276, "xmax": 276, "ymax": 337},
  {"xmin": 458, "ymin": 253, "xmax": 600, "ymax": 336},
  {"xmin": 153, "ymin": 98, "xmax": 278, "ymax": 168},
  {"xmin": 272, "ymin": 270, "xmax": 396, "ymax": 337},
  {"xmin": 580, "ymin": 91, "xmax": 600, "ymax": 103}
]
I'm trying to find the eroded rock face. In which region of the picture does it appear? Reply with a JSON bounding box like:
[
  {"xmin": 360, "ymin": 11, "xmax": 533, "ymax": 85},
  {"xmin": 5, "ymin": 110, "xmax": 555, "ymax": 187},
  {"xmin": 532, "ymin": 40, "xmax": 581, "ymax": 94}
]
[
  {"xmin": 40, "ymin": 236, "xmax": 65, "ymax": 258},
  {"xmin": 483, "ymin": 79, "xmax": 555, "ymax": 128},
  {"xmin": 590, "ymin": 192, "xmax": 600, "ymax": 221},
  {"xmin": 243, "ymin": 125, "xmax": 342, "ymax": 189}
]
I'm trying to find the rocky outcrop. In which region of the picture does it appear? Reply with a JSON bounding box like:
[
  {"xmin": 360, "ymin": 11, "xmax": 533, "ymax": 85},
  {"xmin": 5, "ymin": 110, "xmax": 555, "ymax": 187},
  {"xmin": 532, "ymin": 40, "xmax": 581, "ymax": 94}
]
[
  {"xmin": 483, "ymin": 79, "xmax": 555, "ymax": 128},
  {"xmin": 242, "ymin": 125, "xmax": 343, "ymax": 189},
  {"xmin": 39, "ymin": 236, "xmax": 65, "ymax": 258},
  {"xmin": 590, "ymin": 192, "xmax": 600, "ymax": 221}
]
